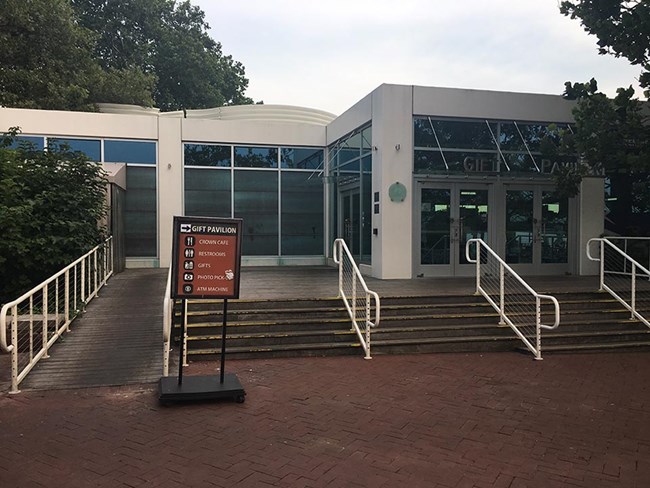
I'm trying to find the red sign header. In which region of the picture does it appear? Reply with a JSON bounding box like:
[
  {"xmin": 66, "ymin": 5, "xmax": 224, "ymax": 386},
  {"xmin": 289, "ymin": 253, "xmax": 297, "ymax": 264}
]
[{"xmin": 171, "ymin": 217, "xmax": 243, "ymax": 299}]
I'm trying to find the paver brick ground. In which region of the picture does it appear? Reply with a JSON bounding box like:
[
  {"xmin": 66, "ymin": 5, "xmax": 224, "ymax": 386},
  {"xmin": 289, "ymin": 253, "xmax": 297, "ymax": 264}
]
[{"xmin": 1, "ymin": 351, "xmax": 649, "ymax": 487}]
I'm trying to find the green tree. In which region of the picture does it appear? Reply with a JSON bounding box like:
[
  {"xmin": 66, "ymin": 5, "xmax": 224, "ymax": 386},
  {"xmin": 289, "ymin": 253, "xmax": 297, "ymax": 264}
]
[
  {"xmin": 558, "ymin": 1, "xmax": 650, "ymax": 234},
  {"xmin": 0, "ymin": 130, "xmax": 108, "ymax": 303},
  {"xmin": 71, "ymin": 0, "xmax": 253, "ymax": 110},
  {"xmin": 0, "ymin": 0, "xmax": 97, "ymax": 110},
  {"xmin": 560, "ymin": 1, "xmax": 650, "ymax": 94}
]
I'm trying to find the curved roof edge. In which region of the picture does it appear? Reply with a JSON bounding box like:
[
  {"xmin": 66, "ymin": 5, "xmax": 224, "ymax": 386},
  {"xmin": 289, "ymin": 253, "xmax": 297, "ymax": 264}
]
[
  {"xmin": 97, "ymin": 103, "xmax": 336, "ymax": 126},
  {"xmin": 96, "ymin": 103, "xmax": 160, "ymax": 115}
]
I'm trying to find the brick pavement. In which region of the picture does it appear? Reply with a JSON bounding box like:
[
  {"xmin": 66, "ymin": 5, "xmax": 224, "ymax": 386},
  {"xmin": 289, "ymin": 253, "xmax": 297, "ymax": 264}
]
[{"xmin": 0, "ymin": 351, "xmax": 649, "ymax": 487}]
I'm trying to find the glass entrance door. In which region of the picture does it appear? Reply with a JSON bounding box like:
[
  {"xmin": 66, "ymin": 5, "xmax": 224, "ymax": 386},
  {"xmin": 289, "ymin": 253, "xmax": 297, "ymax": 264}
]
[
  {"xmin": 418, "ymin": 184, "xmax": 489, "ymax": 276},
  {"xmin": 505, "ymin": 187, "xmax": 569, "ymax": 273}
]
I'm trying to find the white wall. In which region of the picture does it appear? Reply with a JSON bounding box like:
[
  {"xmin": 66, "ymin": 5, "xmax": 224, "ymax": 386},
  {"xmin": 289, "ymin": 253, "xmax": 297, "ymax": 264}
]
[
  {"xmin": 0, "ymin": 107, "xmax": 158, "ymax": 139},
  {"xmin": 412, "ymin": 85, "xmax": 575, "ymax": 122},
  {"xmin": 371, "ymin": 85, "xmax": 415, "ymax": 279},
  {"xmin": 578, "ymin": 177, "xmax": 605, "ymax": 275}
]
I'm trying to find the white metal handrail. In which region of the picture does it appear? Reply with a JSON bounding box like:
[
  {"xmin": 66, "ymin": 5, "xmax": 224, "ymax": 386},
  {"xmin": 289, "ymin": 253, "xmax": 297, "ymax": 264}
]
[
  {"xmin": 162, "ymin": 267, "xmax": 173, "ymax": 377},
  {"xmin": 466, "ymin": 238, "xmax": 560, "ymax": 360},
  {"xmin": 587, "ymin": 238, "xmax": 650, "ymax": 328},
  {"xmin": 1, "ymin": 237, "xmax": 113, "ymax": 393},
  {"xmin": 333, "ymin": 238, "xmax": 380, "ymax": 359}
]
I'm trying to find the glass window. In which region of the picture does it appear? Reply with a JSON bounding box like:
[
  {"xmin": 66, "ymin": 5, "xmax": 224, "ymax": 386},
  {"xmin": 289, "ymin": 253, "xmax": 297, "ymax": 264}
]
[
  {"xmin": 235, "ymin": 146, "xmax": 278, "ymax": 168},
  {"xmin": 125, "ymin": 167, "xmax": 157, "ymax": 257},
  {"xmin": 6, "ymin": 136, "xmax": 45, "ymax": 150},
  {"xmin": 184, "ymin": 144, "xmax": 231, "ymax": 167},
  {"xmin": 415, "ymin": 119, "xmax": 497, "ymax": 150},
  {"xmin": 234, "ymin": 170, "xmax": 278, "ymax": 254},
  {"xmin": 105, "ymin": 140, "xmax": 156, "ymax": 165},
  {"xmin": 281, "ymin": 172, "xmax": 323, "ymax": 255},
  {"xmin": 542, "ymin": 192, "xmax": 568, "ymax": 264},
  {"xmin": 280, "ymin": 147, "xmax": 324, "ymax": 169},
  {"xmin": 48, "ymin": 138, "xmax": 101, "ymax": 161},
  {"xmin": 505, "ymin": 190, "xmax": 534, "ymax": 264},
  {"xmin": 184, "ymin": 169, "xmax": 231, "ymax": 218},
  {"xmin": 415, "ymin": 150, "xmax": 498, "ymax": 174},
  {"xmin": 499, "ymin": 123, "xmax": 548, "ymax": 152}
]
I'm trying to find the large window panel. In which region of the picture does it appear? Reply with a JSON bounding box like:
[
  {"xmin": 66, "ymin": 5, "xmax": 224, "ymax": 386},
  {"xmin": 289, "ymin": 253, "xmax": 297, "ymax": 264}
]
[
  {"xmin": 125, "ymin": 167, "xmax": 157, "ymax": 257},
  {"xmin": 7, "ymin": 136, "xmax": 44, "ymax": 150},
  {"xmin": 235, "ymin": 146, "xmax": 278, "ymax": 168},
  {"xmin": 416, "ymin": 119, "xmax": 497, "ymax": 150},
  {"xmin": 235, "ymin": 170, "xmax": 278, "ymax": 255},
  {"xmin": 49, "ymin": 138, "xmax": 101, "ymax": 161},
  {"xmin": 105, "ymin": 140, "xmax": 156, "ymax": 164},
  {"xmin": 184, "ymin": 168, "xmax": 231, "ymax": 217},
  {"xmin": 281, "ymin": 147, "xmax": 324, "ymax": 169},
  {"xmin": 281, "ymin": 172, "xmax": 324, "ymax": 255},
  {"xmin": 185, "ymin": 144, "xmax": 231, "ymax": 167}
]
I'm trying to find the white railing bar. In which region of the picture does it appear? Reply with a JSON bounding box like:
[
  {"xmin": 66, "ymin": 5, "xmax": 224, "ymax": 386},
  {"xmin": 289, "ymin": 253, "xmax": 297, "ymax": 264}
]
[
  {"xmin": 0, "ymin": 237, "xmax": 113, "ymax": 393},
  {"xmin": 466, "ymin": 239, "xmax": 560, "ymax": 330},
  {"xmin": 587, "ymin": 238, "xmax": 650, "ymax": 276},
  {"xmin": 333, "ymin": 239, "xmax": 380, "ymax": 359},
  {"xmin": 466, "ymin": 238, "xmax": 560, "ymax": 360},
  {"xmin": 586, "ymin": 237, "xmax": 650, "ymax": 329},
  {"xmin": 162, "ymin": 267, "xmax": 173, "ymax": 377}
]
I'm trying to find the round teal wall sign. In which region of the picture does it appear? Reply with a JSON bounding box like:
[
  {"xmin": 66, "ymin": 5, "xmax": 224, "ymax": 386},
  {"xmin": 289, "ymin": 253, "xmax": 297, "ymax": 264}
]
[{"xmin": 388, "ymin": 182, "xmax": 407, "ymax": 202}]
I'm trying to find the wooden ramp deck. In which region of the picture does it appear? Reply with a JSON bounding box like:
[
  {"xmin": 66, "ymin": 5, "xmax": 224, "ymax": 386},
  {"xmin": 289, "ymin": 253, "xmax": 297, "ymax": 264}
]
[{"xmin": 20, "ymin": 269, "xmax": 168, "ymax": 391}]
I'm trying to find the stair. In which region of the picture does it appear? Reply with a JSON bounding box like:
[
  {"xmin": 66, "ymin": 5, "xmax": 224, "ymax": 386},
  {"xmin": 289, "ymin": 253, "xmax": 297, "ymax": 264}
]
[{"xmin": 173, "ymin": 291, "xmax": 650, "ymax": 360}]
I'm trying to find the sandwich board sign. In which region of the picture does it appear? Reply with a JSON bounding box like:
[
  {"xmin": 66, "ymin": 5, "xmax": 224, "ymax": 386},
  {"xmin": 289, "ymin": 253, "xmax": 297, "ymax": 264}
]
[
  {"xmin": 160, "ymin": 216, "xmax": 245, "ymax": 405},
  {"xmin": 171, "ymin": 216, "xmax": 243, "ymax": 300}
]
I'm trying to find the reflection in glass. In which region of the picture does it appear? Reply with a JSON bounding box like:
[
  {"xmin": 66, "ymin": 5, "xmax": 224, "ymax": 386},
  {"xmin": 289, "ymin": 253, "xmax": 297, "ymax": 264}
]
[
  {"xmin": 184, "ymin": 144, "xmax": 231, "ymax": 167},
  {"xmin": 414, "ymin": 118, "xmax": 498, "ymax": 150},
  {"xmin": 105, "ymin": 140, "xmax": 156, "ymax": 164},
  {"xmin": 459, "ymin": 190, "xmax": 488, "ymax": 264},
  {"xmin": 184, "ymin": 169, "xmax": 231, "ymax": 217},
  {"xmin": 280, "ymin": 147, "xmax": 324, "ymax": 169},
  {"xmin": 234, "ymin": 170, "xmax": 278, "ymax": 255},
  {"xmin": 281, "ymin": 172, "xmax": 323, "ymax": 255},
  {"xmin": 505, "ymin": 190, "xmax": 533, "ymax": 263},
  {"xmin": 7, "ymin": 136, "xmax": 45, "ymax": 151},
  {"xmin": 421, "ymin": 189, "xmax": 451, "ymax": 264},
  {"xmin": 125, "ymin": 167, "xmax": 157, "ymax": 257},
  {"xmin": 48, "ymin": 138, "xmax": 101, "ymax": 161},
  {"xmin": 541, "ymin": 192, "xmax": 568, "ymax": 263},
  {"xmin": 235, "ymin": 146, "xmax": 278, "ymax": 168}
]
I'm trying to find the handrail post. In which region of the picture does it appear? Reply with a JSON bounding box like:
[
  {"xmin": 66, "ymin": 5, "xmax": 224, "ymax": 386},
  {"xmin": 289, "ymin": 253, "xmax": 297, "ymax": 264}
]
[
  {"xmin": 42, "ymin": 285, "xmax": 50, "ymax": 359},
  {"xmin": 10, "ymin": 305, "xmax": 19, "ymax": 394},
  {"xmin": 64, "ymin": 270, "xmax": 70, "ymax": 332},
  {"xmin": 182, "ymin": 300, "xmax": 189, "ymax": 367},
  {"xmin": 535, "ymin": 297, "xmax": 542, "ymax": 361},
  {"xmin": 81, "ymin": 258, "xmax": 86, "ymax": 303},
  {"xmin": 474, "ymin": 240, "xmax": 481, "ymax": 295},
  {"xmin": 499, "ymin": 262, "xmax": 505, "ymax": 325},
  {"xmin": 337, "ymin": 242, "xmax": 343, "ymax": 298},
  {"xmin": 631, "ymin": 264, "xmax": 636, "ymax": 320},
  {"xmin": 364, "ymin": 292, "xmax": 372, "ymax": 360},
  {"xmin": 351, "ymin": 272, "xmax": 357, "ymax": 332},
  {"xmin": 598, "ymin": 240, "xmax": 605, "ymax": 292}
]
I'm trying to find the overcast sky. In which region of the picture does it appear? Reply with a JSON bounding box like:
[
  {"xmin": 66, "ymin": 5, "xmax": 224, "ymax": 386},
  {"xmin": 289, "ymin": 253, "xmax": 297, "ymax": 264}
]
[{"xmin": 194, "ymin": 0, "xmax": 642, "ymax": 115}]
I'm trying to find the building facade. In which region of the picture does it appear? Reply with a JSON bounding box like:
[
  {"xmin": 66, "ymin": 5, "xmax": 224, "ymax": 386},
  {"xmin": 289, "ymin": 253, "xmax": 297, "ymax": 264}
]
[{"xmin": 0, "ymin": 84, "xmax": 604, "ymax": 278}]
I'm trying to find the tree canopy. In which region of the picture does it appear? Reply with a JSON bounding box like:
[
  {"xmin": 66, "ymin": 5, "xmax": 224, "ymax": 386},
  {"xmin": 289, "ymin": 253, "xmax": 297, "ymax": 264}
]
[
  {"xmin": 557, "ymin": 1, "xmax": 650, "ymax": 234},
  {"xmin": 0, "ymin": 0, "xmax": 252, "ymax": 111},
  {"xmin": 560, "ymin": 0, "xmax": 650, "ymax": 95},
  {"xmin": 0, "ymin": 130, "xmax": 108, "ymax": 302}
]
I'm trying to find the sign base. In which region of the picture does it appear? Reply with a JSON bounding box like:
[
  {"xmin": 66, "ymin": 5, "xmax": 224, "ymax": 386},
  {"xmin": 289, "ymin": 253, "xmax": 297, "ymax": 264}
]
[{"xmin": 158, "ymin": 374, "xmax": 245, "ymax": 405}]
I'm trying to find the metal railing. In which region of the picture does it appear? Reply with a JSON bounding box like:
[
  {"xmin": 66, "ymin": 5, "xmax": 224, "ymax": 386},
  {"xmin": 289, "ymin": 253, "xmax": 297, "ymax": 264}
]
[
  {"xmin": 587, "ymin": 238, "xmax": 650, "ymax": 328},
  {"xmin": 1, "ymin": 237, "xmax": 113, "ymax": 393},
  {"xmin": 333, "ymin": 238, "xmax": 380, "ymax": 359},
  {"xmin": 465, "ymin": 238, "xmax": 560, "ymax": 360},
  {"xmin": 162, "ymin": 267, "xmax": 173, "ymax": 377}
]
